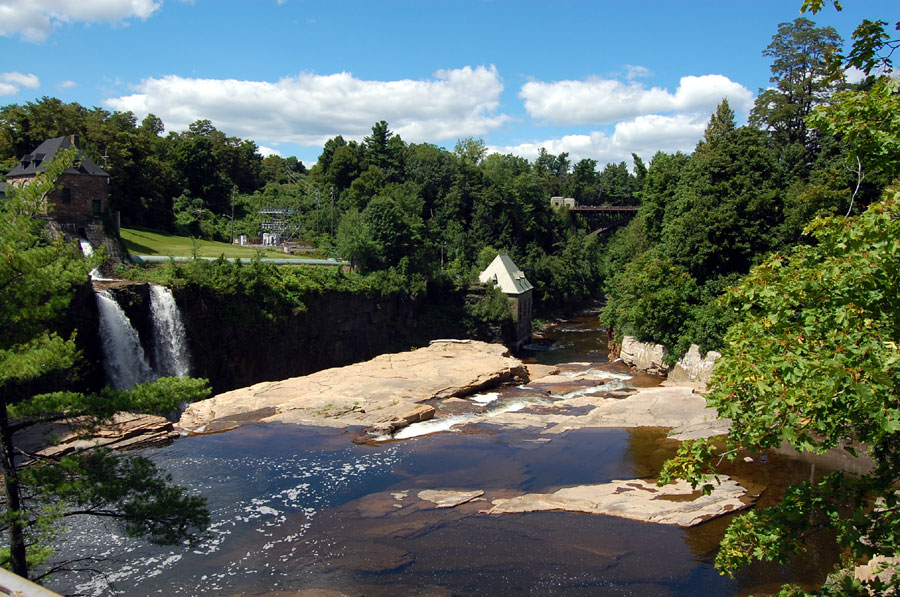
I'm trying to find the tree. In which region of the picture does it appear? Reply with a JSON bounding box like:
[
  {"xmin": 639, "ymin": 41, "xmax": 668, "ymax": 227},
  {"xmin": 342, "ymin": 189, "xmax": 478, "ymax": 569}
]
[
  {"xmin": 363, "ymin": 121, "xmax": 403, "ymax": 181},
  {"xmin": 749, "ymin": 18, "xmax": 843, "ymax": 149},
  {"xmin": 453, "ymin": 136, "xmax": 487, "ymax": 167},
  {"xmin": 699, "ymin": 98, "xmax": 736, "ymax": 149},
  {"xmin": 801, "ymin": 1, "xmax": 899, "ymax": 75},
  {"xmin": 335, "ymin": 209, "xmax": 376, "ymax": 273},
  {"xmin": 660, "ymin": 191, "xmax": 900, "ymax": 593},
  {"xmin": 809, "ymin": 76, "xmax": 900, "ymax": 186},
  {"xmin": 662, "ymin": 113, "xmax": 781, "ymax": 283},
  {"xmin": 0, "ymin": 151, "xmax": 211, "ymax": 581},
  {"xmin": 597, "ymin": 161, "xmax": 639, "ymax": 205}
]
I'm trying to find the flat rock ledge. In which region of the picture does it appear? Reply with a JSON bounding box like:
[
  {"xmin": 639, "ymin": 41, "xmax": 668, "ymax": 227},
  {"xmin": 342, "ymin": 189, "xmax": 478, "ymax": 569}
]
[
  {"xmin": 179, "ymin": 340, "xmax": 528, "ymax": 435},
  {"xmin": 418, "ymin": 489, "xmax": 485, "ymax": 508},
  {"xmin": 479, "ymin": 384, "xmax": 728, "ymax": 440},
  {"xmin": 482, "ymin": 477, "xmax": 750, "ymax": 527},
  {"xmin": 21, "ymin": 414, "xmax": 176, "ymax": 461}
]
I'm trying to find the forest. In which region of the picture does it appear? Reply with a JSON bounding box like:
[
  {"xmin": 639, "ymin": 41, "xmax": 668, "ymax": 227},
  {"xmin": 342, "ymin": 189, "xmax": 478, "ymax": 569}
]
[{"xmin": 2, "ymin": 4, "xmax": 900, "ymax": 592}]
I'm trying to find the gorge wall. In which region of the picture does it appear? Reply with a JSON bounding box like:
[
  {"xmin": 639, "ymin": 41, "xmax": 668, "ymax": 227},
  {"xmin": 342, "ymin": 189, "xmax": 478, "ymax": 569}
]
[{"xmin": 79, "ymin": 282, "xmax": 512, "ymax": 394}]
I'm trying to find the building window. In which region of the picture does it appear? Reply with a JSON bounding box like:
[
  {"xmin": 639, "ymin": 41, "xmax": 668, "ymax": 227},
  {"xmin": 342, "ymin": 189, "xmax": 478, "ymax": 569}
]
[
  {"xmin": 91, "ymin": 200, "xmax": 101, "ymax": 218},
  {"xmin": 61, "ymin": 188, "xmax": 71, "ymax": 204}
]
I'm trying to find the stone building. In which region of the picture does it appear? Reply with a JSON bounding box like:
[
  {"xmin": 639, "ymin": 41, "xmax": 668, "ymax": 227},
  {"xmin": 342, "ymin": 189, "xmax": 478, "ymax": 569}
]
[
  {"xmin": 5, "ymin": 135, "xmax": 113, "ymax": 251},
  {"xmin": 478, "ymin": 253, "xmax": 533, "ymax": 351}
]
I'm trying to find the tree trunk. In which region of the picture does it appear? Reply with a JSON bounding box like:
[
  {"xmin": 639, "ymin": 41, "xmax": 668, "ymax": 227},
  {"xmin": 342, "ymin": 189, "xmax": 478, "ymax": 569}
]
[{"xmin": 0, "ymin": 404, "xmax": 28, "ymax": 578}]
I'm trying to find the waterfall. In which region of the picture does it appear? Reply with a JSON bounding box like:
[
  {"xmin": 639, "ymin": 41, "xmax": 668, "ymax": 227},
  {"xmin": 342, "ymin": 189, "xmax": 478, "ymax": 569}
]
[
  {"xmin": 78, "ymin": 238, "xmax": 105, "ymax": 281},
  {"xmin": 149, "ymin": 285, "xmax": 192, "ymax": 378},
  {"xmin": 96, "ymin": 289, "xmax": 155, "ymax": 389}
]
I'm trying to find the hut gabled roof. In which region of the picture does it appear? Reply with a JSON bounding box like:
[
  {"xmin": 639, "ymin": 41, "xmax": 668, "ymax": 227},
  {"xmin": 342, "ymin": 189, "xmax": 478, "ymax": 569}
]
[{"xmin": 478, "ymin": 253, "xmax": 533, "ymax": 296}]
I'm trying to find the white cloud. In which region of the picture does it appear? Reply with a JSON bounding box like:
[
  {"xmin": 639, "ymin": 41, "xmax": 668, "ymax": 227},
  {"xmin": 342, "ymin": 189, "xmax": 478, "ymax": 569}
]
[
  {"xmin": 0, "ymin": 0, "xmax": 161, "ymax": 42},
  {"xmin": 520, "ymin": 74, "xmax": 753, "ymax": 126},
  {"xmin": 844, "ymin": 66, "xmax": 868, "ymax": 84},
  {"xmin": 0, "ymin": 72, "xmax": 40, "ymax": 95},
  {"xmin": 257, "ymin": 145, "xmax": 283, "ymax": 158},
  {"xmin": 489, "ymin": 113, "xmax": 708, "ymax": 166},
  {"xmin": 105, "ymin": 66, "xmax": 509, "ymax": 147},
  {"xmin": 58, "ymin": 80, "xmax": 77, "ymax": 89},
  {"xmin": 625, "ymin": 65, "xmax": 651, "ymax": 80}
]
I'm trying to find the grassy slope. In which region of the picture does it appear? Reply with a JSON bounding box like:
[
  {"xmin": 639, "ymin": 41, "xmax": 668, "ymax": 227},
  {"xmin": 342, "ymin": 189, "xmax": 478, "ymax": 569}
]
[{"xmin": 120, "ymin": 228, "xmax": 320, "ymax": 259}]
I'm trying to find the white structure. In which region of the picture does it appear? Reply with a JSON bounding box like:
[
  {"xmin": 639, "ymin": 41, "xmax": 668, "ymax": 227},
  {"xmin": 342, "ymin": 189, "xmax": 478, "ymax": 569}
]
[
  {"xmin": 550, "ymin": 196, "xmax": 576, "ymax": 209},
  {"xmin": 478, "ymin": 254, "xmax": 533, "ymax": 351}
]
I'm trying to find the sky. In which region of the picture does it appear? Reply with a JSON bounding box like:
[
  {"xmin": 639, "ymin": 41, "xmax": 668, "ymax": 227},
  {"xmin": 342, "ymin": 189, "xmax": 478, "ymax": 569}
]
[{"xmin": 0, "ymin": 0, "xmax": 895, "ymax": 168}]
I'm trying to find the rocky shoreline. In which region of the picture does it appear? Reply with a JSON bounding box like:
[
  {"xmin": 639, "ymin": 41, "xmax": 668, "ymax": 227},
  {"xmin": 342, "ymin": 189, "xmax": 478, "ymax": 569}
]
[
  {"xmin": 178, "ymin": 338, "xmax": 728, "ymax": 442},
  {"xmin": 173, "ymin": 339, "xmax": 749, "ymax": 528}
]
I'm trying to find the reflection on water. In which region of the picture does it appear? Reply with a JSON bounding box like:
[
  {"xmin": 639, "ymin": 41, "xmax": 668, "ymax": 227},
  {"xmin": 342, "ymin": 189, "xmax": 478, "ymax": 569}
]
[
  {"xmin": 47, "ymin": 310, "xmax": 840, "ymax": 595},
  {"xmin": 522, "ymin": 309, "xmax": 611, "ymax": 365}
]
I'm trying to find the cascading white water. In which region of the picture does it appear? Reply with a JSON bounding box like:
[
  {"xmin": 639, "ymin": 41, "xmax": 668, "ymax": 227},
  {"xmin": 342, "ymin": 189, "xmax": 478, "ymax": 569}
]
[
  {"xmin": 149, "ymin": 285, "xmax": 191, "ymax": 378},
  {"xmin": 78, "ymin": 238, "xmax": 104, "ymax": 281},
  {"xmin": 96, "ymin": 289, "xmax": 155, "ymax": 389}
]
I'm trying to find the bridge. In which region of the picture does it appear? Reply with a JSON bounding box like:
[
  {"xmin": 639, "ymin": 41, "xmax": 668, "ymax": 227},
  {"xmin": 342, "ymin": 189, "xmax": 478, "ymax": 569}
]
[{"xmin": 550, "ymin": 197, "xmax": 640, "ymax": 235}]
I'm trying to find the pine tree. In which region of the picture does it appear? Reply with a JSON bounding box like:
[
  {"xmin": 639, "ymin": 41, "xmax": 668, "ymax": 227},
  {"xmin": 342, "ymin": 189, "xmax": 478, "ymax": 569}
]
[{"xmin": 0, "ymin": 150, "xmax": 210, "ymax": 580}]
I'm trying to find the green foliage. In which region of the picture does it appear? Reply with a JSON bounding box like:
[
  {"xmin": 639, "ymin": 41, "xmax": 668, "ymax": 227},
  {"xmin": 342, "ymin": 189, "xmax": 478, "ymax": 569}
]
[
  {"xmin": 663, "ymin": 126, "xmax": 781, "ymax": 283},
  {"xmin": 808, "ymin": 76, "xmax": 900, "ymax": 183},
  {"xmin": 465, "ymin": 284, "xmax": 514, "ymax": 326},
  {"xmin": 0, "ymin": 152, "xmax": 212, "ymax": 580},
  {"xmin": 749, "ymin": 18, "xmax": 843, "ymax": 149},
  {"xmin": 0, "ymin": 148, "xmax": 86, "ymax": 386},
  {"xmin": 600, "ymin": 250, "xmax": 699, "ymax": 356},
  {"xmin": 664, "ymin": 192, "xmax": 900, "ymax": 591}
]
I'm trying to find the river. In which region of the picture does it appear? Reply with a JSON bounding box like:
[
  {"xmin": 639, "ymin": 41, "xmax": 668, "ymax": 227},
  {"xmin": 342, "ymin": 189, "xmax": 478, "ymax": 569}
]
[{"xmin": 48, "ymin": 311, "xmax": 839, "ymax": 595}]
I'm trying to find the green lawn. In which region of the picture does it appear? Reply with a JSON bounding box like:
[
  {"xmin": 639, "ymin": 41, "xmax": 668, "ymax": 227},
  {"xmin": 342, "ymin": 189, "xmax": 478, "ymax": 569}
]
[{"xmin": 120, "ymin": 228, "xmax": 320, "ymax": 259}]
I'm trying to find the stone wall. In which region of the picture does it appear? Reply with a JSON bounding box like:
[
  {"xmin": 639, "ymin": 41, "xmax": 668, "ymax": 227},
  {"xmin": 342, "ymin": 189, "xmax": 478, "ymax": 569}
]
[{"xmin": 45, "ymin": 173, "xmax": 109, "ymax": 223}]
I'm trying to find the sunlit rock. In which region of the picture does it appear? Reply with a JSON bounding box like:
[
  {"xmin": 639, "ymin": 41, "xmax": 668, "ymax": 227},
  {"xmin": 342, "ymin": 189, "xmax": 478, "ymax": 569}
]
[
  {"xmin": 418, "ymin": 489, "xmax": 485, "ymax": 508},
  {"xmin": 484, "ymin": 477, "xmax": 749, "ymax": 527}
]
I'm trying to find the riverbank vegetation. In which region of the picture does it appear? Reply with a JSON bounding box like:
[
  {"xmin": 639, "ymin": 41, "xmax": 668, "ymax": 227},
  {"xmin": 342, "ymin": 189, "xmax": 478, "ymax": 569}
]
[
  {"xmin": 2, "ymin": 1, "xmax": 899, "ymax": 592},
  {"xmin": 0, "ymin": 153, "xmax": 211, "ymax": 581},
  {"xmin": 655, "ymin": 5, "xmax": 900, "ymax": 593}
]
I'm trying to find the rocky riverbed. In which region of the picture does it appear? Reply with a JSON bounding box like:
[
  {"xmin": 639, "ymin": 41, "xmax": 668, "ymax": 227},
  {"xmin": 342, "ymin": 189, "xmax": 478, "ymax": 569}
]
[
  {"xmin": 177, "ymin": 339, "xmax": 743, "ymax": 528},
  {"xmin": 178, "ymin": 339, "xmax": 727, "ymax": 441}
]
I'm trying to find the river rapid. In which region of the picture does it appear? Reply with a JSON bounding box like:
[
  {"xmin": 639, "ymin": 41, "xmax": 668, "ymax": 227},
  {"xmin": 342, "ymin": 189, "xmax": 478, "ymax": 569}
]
[{"xmin": 48, "ymin": 311, "xmax": 840, "ymax": 596}]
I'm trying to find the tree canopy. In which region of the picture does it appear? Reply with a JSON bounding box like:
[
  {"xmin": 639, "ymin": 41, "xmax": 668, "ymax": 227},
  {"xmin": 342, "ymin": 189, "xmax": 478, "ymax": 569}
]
[{"xmin": 0, "ymin": 152, "xmax": 211, "ymax": 581}]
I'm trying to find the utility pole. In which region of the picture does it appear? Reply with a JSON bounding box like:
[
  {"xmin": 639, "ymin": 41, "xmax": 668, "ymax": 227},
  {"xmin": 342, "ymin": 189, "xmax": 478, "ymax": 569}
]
[
  {"xmin": 330, "ymin": 186, "xmax": 335, "ymax": 237},
  {"xmin": 230, "ymin": 184, "xmax": 236, "ymax": 244}
]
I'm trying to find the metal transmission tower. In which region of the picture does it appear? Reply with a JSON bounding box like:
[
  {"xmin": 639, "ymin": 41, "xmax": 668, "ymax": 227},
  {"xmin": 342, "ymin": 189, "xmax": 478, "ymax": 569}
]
[{"xmin": 258, "ymin": 167, "xmax": 311, "ymax": 242}]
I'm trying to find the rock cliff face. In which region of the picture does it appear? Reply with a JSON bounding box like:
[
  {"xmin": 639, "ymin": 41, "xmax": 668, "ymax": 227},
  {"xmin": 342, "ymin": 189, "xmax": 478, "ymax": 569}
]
[
  {"xmin": 76, "ymin": 282, "xmax": 514, "ymax": 395},
  {"xmin": 619, "ymin": 336, "xmax": 669, "ymax": 375},
  {"xmin": 668, "ymin": 344, "xmax": 721, "ymax": 389},
  {"xmin": 619, "ymin": 336, "xmax": 720, "ymax": 388},
  {"xmin": 174, "ymin": 286, "xmax": 490, "ymax": 394}
]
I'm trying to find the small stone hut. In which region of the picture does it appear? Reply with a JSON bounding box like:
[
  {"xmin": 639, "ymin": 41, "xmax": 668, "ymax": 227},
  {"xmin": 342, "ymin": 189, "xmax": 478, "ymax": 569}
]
[
  {"xmin": 5, "ymin": 135, "xmax": 110, "ymax": 247},
  {"xmin": 478, "ymin": 253, "xmax": 533, "ymax": 351}
]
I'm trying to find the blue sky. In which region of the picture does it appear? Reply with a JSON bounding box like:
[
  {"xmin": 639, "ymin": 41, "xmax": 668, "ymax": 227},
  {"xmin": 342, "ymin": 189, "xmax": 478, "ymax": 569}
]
[{"xmin": 1, "ymin": 0, "xmax": 895, "ymax": 167}]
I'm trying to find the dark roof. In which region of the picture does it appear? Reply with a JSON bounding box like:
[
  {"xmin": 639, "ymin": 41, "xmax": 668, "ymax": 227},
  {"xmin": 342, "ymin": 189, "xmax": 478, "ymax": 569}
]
[{"xmin": 6, "ymin": 136, "xmax": 108, "ymax": 178}]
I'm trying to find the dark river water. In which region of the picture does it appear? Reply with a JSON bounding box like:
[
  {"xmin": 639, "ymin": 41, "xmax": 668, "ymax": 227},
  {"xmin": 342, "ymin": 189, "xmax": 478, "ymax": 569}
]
[{"xmin": 48, "ymin": 311, "xmax": 840, "ymax": 596}]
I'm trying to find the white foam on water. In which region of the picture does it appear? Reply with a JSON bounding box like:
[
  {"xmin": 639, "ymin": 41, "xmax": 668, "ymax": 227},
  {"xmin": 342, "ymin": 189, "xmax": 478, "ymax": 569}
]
[
  {"xmin": 553, "ymin": 378, "xmax": 631, "ymax": 400},
  {"xmin": 55, "ymin": 443, "xmax": 406, "ymax": 596},
  {"xmin": 486, "ymin": 400, "xmax": 530, "ymax": 414},
  {"xmin": 392, "ymin": 414, "xmax": 474, "ymax": 439},
  {"xmin": 470, "ymin": 391, "xmax": 500, "ymax": 405}
]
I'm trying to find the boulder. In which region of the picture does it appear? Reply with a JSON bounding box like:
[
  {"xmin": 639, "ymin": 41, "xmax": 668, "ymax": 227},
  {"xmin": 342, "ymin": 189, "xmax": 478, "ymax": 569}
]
[
  {"xmin": 619, "ymin": 336, "xmax": 669, "ymax": 375},
  {"xmin": 668, "ymin": 344, "xmax": 720, "ymax": 388}
]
